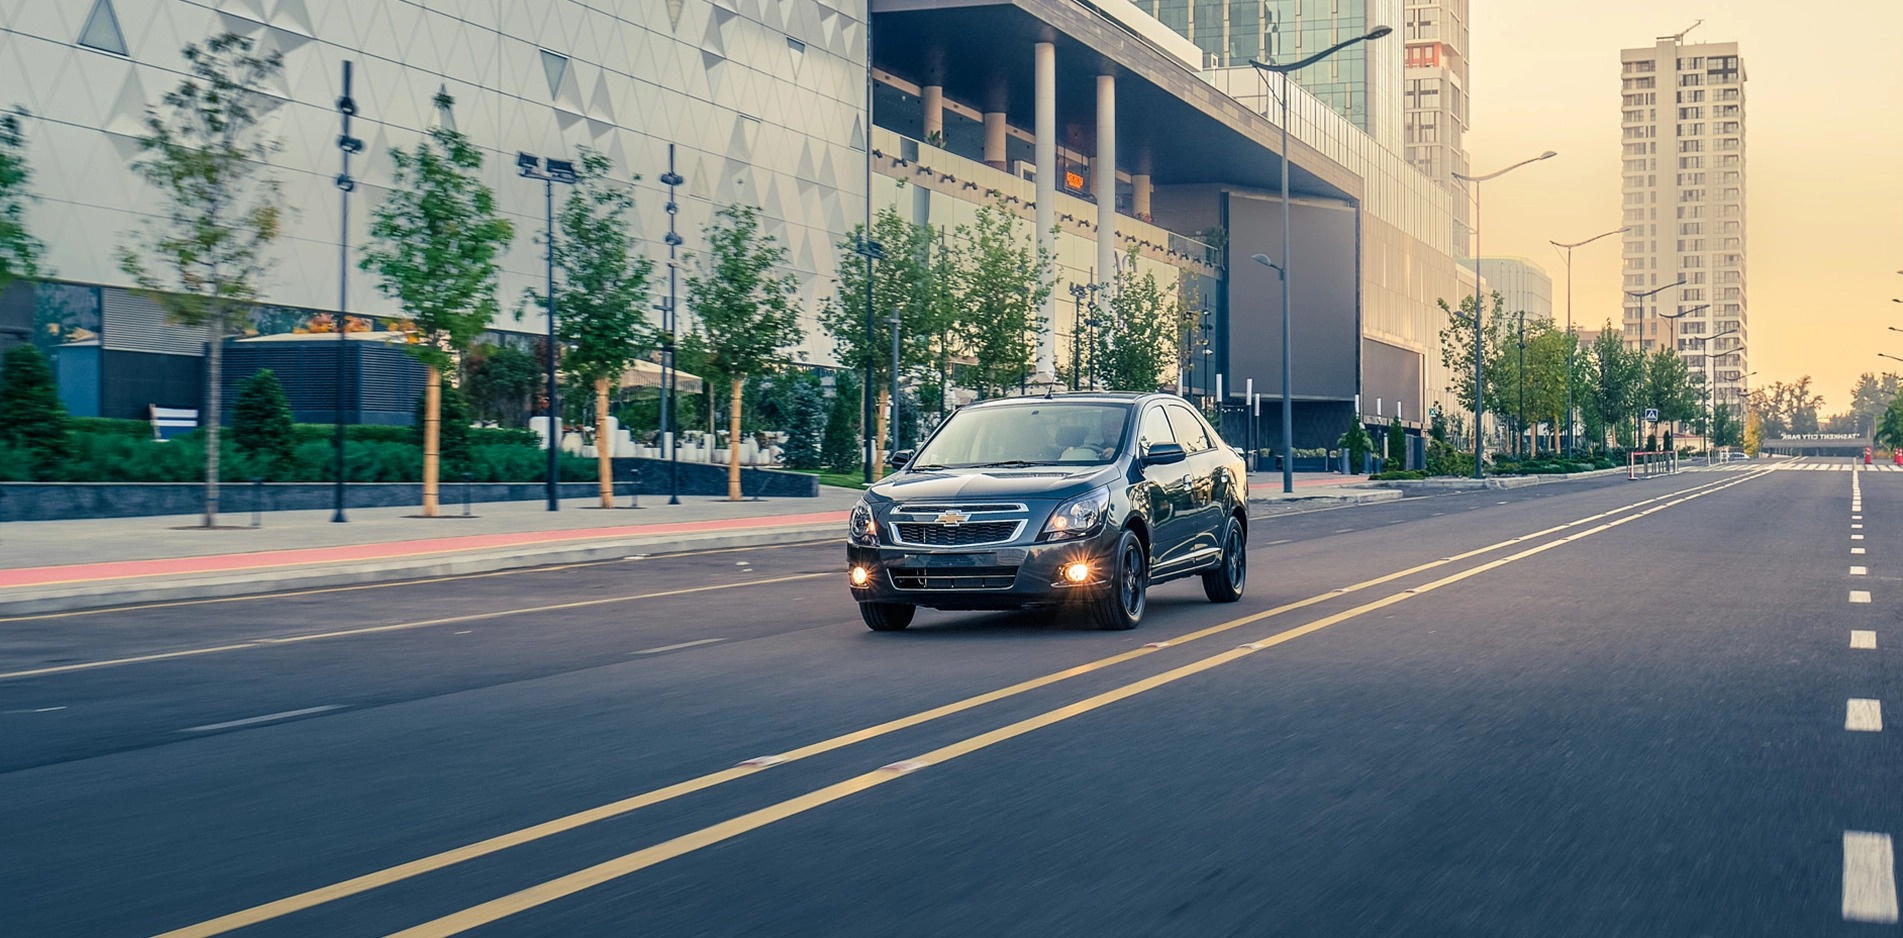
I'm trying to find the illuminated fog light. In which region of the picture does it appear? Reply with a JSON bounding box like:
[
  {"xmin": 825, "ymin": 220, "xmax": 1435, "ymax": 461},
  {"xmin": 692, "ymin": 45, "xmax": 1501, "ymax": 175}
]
[
  {"xmin": 1063, "ymin": 561, "xmax": 1091, "ymax": 583},
  {"xmin": 849, "ymin": 566, "xmax": 870, "ymax": 587}
]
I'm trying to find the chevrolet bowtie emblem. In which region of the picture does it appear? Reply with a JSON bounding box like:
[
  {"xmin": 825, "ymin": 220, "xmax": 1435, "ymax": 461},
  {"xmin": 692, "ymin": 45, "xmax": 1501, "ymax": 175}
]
[{"xmin": 935, "ymin": 511, "xmax": 970, "ymax": 525}]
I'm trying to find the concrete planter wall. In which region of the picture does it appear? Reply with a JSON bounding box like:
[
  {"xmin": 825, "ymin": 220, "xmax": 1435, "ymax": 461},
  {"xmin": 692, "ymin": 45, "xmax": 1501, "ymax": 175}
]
[{"xmin": 0, "ymin": 460, "xmax": 818, "ymax": 522}]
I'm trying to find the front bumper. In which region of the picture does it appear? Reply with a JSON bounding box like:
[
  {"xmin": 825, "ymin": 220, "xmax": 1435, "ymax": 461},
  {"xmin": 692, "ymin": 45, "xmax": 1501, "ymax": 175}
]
[{"xmin": 846, "ymin": 527, "xmax": 1121, "ymax": 610}]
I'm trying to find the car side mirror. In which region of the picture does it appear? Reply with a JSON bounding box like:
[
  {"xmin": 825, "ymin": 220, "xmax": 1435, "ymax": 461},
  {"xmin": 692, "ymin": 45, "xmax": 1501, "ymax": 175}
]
[
  {"xmin": 892, "ymin": 449, "xmax": 914, "ymax": 468},
  {"xmin": 1142, "ymin": 442, "xmax": 1187, "ymax": 466}
]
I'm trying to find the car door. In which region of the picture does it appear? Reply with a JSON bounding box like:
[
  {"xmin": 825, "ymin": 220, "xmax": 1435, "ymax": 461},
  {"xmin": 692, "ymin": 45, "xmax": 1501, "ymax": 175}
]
[
  {"xmin": 1134, "ymin": 403, "xmax": 1190, "ymax": 569},
  {"xmin": 1164, "ymin": 403, "xmax": 1223, "ymax": 561}
]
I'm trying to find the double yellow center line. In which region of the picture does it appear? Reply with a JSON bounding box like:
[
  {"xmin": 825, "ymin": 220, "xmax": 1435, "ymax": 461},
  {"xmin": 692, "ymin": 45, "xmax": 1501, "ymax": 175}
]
[{"xmin": 158, "ymin": 469, "xmax": 1772, "ymax": 937}]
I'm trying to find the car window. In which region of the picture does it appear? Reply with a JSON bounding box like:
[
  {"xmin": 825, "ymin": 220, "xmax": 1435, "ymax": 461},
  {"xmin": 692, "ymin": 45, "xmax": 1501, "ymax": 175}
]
[
  {"xmin": 1138, "ymin": 406, "xmax": 1177, "ymax": 452},
  {"xmin": 1164, "ymin": 404, "xmax": 1212, "ymax": 453},
  {"xmin": 908, "ymin": 402, "xmax": 1132, "ymax": 467}
]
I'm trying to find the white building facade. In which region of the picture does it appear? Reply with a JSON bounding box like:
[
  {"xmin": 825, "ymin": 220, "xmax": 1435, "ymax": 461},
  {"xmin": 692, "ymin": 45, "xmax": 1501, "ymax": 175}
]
[{"xmin": 1619, "ymin": 35, "xmax": 1747, "ymax": 409}]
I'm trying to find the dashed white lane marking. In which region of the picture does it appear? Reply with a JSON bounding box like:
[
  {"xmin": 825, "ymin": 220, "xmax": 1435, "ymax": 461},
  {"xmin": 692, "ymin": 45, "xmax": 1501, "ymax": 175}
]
[
  {"xmin": 180, "ymin": 705, "xmax": 344, "ymax": 733},
  {"xmin": 631, "ymin": 638, "xmax": 726, "ymax": 656},
  {"xmin": 1854, "ymin": 524, "xmax": 1865, "ymax": 530},
  {"xmin": 1853, "ymin": 566, "xmax": 1869, "ymax": 576},
  {"xmin": 1853, "ymin": 631, "xmax": 1878, "ymax": 649},
  {"xmin": 1855, "ymin": 548, "xmax": 1868, "ymax": 555},
  {"xmin": 1848, "ymin": 699, "xmax": 1884, "ymax": 732},
  {"xmin": 2, "ymin": 706, "xmax": 66, "ymax": 714},
  {"xmin": 1852, "ymin": 591, "xmax": 1873, "ymax": 604},
  {"xmin": 1854, "ymin": 535, "xmax": 1866, "ymax": 541},
  {"xmin": 1845, "ymin": 831, "xmax": 1900, "ymax": 923}
]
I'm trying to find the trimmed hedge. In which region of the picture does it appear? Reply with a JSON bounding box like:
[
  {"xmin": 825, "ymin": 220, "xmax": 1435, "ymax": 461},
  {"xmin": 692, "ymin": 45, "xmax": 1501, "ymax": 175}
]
[{"xmin": 1, "ymin": 429, "xmax": 593, "ymax": 484}]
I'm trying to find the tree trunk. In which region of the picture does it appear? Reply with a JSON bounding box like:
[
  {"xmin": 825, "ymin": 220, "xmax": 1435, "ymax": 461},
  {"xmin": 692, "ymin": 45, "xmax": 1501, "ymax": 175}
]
[
  {"xmin": 202, "ymin": 322, "xmax": 222, "ymax": 527},
  {"xmin": 595, "ymin": 376, "xmax": 614, "ymax": 509},
  {"xmin": 873, "ymin": 387, "xmax": 890, "ymax": 479},
  {"xmin": 728, "ymin": 376, "xmax": 744, "ymax": 501},
  {"xmin": 422, "ymin": 366, "xmax": 440, "ymax": 517}
]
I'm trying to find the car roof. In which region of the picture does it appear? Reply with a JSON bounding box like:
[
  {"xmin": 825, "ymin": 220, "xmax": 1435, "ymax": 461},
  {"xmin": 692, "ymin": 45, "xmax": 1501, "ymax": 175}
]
[{"xmin": 961, "ymin": 391, "xmax": 1174, "ymax": 409}]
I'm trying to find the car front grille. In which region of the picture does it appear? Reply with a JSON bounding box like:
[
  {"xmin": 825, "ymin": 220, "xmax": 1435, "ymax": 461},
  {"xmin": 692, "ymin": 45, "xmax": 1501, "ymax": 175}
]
[
  {"xmin": 893, "ymin": 521, "xmax": 1021, "ymax": 546},
  {"xmin": 889, "ymin": 566, "xmax": 1020, "ymax": 591}
]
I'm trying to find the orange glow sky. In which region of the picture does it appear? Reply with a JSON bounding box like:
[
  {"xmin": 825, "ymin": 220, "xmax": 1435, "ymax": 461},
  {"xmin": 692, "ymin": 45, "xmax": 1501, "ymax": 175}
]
[{"xmin": 1462, "ymin": 1, "xmax": 1903, "ymax": 413}]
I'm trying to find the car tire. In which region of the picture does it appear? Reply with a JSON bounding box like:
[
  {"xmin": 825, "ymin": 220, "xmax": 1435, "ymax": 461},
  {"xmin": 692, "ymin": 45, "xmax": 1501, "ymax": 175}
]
[
  {"xmin": 1202, "ymin": 516, "xmax": 1246, "ymax": 603},
  {"xmin": 1091, "ymin": 529, "xmax": 1148, "ymax": 631},
  {"xmin": 860, "ymin": 602, "xmax": 916, "ymax": 631}
]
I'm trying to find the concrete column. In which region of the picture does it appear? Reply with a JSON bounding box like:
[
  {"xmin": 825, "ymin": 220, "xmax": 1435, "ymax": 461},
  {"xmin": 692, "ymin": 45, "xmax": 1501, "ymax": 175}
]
[
  {"xmin": 922, "ymin": 85, "xmax": 944, "ymax": 144},
  {"xmin": 1132, "ymin": 173, "xmax": 1151, "ymax": 220},
  {"xmin": 1094, "ymin": 73, "xmax": 1116, "ymax": 314},
  {"xmin": 982, "ymin": 111, "xmax": 1007, "ymax": 169},
  {"xmin": 1034, "ymin": 41, "xmax": 1057, "ymax": 379}
]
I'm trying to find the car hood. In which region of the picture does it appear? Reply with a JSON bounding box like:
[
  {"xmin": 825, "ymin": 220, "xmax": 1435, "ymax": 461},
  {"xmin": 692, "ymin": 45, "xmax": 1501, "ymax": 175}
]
[{"xmin": 867, "ymin": 465, "xmax": 1116, "ymax": 504}]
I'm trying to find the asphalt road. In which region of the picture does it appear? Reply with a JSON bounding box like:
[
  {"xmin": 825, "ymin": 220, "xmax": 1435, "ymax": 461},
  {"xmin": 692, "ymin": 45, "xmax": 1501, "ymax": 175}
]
[{"xmin": 2, "ymin": 458, "xmax": 1894, "ymax": 936}]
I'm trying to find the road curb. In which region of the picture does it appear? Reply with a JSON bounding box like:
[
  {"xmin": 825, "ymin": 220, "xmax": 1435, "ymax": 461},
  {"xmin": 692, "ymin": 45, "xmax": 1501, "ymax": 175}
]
[
  {"xmin": 1368, "ymin": 466, "xmax": 1634, "ymax": 492},
  {"xmin": 1249, "ymin": 488, "xmax": 1403, "ymax": 513},
  {"xmin": 0, "ymin": 523, "xmax": 843, "ymax": 616}
]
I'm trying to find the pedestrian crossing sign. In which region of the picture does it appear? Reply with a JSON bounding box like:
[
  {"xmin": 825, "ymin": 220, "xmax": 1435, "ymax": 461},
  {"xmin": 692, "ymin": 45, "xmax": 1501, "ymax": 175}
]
[{"xmin": 1644, "ymin": 408, "xmax": 1659, "ymax": 423}]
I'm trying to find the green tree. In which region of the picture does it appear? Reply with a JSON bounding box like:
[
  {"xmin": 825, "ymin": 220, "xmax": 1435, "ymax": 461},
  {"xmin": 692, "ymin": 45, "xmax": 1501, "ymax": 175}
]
[
  {"xmin": 1643, "ymin": 347, "xmax": 1700, "ymax": 441},
  {"xmin": 464, "ymin": 343, "xmax": 540, "ymax": 427},
  {"xmin": 0, "ymin": 111, "xmax": 46, "ymax": 292},
  {"xmin": 1849, "ymin": 372, "xmax": 1901, "ymax": 437},
  {"xmin": 1436, "ymin": 291, "xmax": 1513, "ymax": 444},
  {"xmin": 1095, "ymin": 253, "xmax": 1190, "ymax": 393},
  {"xmin": 950, "ymin": 201, "xmax": 1054, "ymax": 397},
  {"xmin": 1710, "ymin": 402, "xmax": 1740, "ymax": 448},
  {"xmin": 1338, "ymin": 415, "xmax": 1373, "ymax": 473},
  {"xmin": 1587, "ymin": 325, "xmax": 1645, "ymax": 450},
  {"xmin": 116, "ymin": 34, "xmax": 284, "ymax": 527},
  {"xmin": 779, "ymin": 374, "xmax": 826, "ymax": 471},
  {"xmin": 819, "ymin": 206, "xmax": 942, "ymax": 476},
  {"xmin": 684, "ymin": 204, "xmax": 802, "ymax": 500},
  {"xmin": 360, "ymin": 91, "xmax": 514, "ymax": 517},
  {"xmin": 822, "ymin": 369, "xmax": 862, "ymax": 474},
  {"xmin": 231, "ymin": 368, "xmax": 294, "ymax": 473},
  {"xmin": 0, "ymin": 343, "xmax": 68, "ymax": 478},
  {"xmin": 1877, "ymin": 396, "xmax": 1903, "ymax": 452},
  {"xmin": 1385, "ymin": 414, "xmax": 1406, "ymax": 468},
  {"xmin": 1743, "ymin": 409, "xmax": 1762, "ymax": 456},
  {"xmin": 535, "ymin": 148, "xmax": 654, "ymax": 508}
]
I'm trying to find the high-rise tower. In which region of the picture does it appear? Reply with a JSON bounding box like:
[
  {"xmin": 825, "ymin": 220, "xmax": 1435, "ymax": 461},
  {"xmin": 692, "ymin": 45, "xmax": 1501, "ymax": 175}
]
[
  {"xmin": 1401, "ymin": 0, "xmax": 1470, "ymax": 256},
  {"xmin": 1619, "ymin": 27, "xmax": 1748, "ymax": 410}
]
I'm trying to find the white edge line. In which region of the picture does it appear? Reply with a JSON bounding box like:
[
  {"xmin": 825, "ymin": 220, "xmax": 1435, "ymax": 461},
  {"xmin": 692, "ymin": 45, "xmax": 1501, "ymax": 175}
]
[
  {"xmin": 180, "ymin": 705, "xmax": 344, "ymax": 733},
  {"xmin": 631, "ymin": 638, "xmax": 727, "ymax": 656}
]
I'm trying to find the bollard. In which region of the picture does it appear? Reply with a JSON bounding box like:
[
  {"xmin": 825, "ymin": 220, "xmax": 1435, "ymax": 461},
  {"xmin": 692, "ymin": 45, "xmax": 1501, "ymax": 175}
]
[
  {"xmin": 251, "ymin": 477, "xmax": 263, "ymax": 528},
  {"xmin": 629, "ymin": 463, "xmax": 642, "ymax": 509},
  {"xmin": 462, "ymin": 471, "xmax": 473, "ymax": 517}
]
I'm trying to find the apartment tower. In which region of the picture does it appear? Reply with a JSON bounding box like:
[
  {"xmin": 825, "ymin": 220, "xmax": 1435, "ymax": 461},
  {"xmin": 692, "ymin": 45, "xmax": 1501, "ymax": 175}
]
[
  {"xmin": 1402, "ymin": 0, "xmax": 1471, "ymax": 256},
  {"xmin": 1619, "ymin": 29, "xmax": 1748, "ymax": 410}
]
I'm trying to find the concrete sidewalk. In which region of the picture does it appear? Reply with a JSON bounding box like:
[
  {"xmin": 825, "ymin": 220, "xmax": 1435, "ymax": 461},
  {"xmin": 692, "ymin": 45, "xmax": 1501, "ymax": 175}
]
[
  {"xmin": 1246, "ymin": 471, "xmax": 1403, "ymax": 511},
  {"xmin": 0, "ymin": 489, "xmax": 862, "ymax": 615}
]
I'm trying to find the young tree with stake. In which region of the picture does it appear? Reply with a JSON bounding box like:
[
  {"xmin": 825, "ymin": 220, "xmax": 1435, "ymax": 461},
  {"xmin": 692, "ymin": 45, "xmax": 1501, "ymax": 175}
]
[
  {"xmin": 537, "ymin": 149, "xmax": 653, "ymax": 508},
  {"xmin": 361, "ymin": 92, "xmax": 514, "ymax": 517},
  {"xmin": 117, "ymin": 34, "xmax": 284, "ymax": 527},
  {"xmin": 685, "ymin": 204, "xmax": 801, "ymax": 500}
]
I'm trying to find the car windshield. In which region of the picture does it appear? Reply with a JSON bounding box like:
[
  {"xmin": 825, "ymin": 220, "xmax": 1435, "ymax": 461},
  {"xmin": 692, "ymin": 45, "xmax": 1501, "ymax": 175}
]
[{"xmin": 910, "ymin": 403, "xmax": 1131, "ymax": 468}]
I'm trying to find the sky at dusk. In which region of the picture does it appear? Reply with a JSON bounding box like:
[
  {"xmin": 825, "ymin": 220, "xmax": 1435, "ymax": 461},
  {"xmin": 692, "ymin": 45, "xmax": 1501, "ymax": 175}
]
[{"xmin": 1461, "ymin": 0, "xmax": 1903, "ymax": 413}]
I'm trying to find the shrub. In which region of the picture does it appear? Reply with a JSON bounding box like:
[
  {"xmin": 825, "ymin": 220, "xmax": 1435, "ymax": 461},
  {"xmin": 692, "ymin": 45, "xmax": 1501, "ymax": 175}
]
[
  {"xmin": 822, "ymin": 371, "xmax": 861, "ymax": 474},
  {"xmin": 0, "ymin": 344, "xmax": 70, "ymax": 479},
  {"xmin": 1337, "ymin": 417, "xmax": 1373, "ymax": 471},
  {"xmin": 780, "ymin": 378, "xmax": 825, "ymax": 471},
  {"xmin": 1386, "ymin": 415, "xmax": 1405, "ymax": 468},
  {"xmin": 69, "ymin": 417, "xmax": 152, "ymax": 438},
  {"xmin": 1369, "ymin": 469, "xmax": 1427, "ymax": 481},
  {"xmin": 232, "ymin": 369, "xmax": 296, "ymax": 470},
  {"xmin": 1425, "ymin": 439, "xmax": 1469, "ymax": 476}
]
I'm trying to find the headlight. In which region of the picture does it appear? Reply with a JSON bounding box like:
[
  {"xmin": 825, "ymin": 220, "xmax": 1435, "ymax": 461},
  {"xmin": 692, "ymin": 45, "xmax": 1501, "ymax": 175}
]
[
  {"xmin": 849, "ymin": 502, "xmax": 879, "ymax": 546},
  {"xmin": 1040, "ymin": 487, "xmax": 1110, "ymax": 542}
]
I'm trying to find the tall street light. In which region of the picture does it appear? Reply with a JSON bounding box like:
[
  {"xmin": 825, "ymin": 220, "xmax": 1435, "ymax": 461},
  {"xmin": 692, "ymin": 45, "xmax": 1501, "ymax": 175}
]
[
  {"xmin": 1622, "ymin": 278, "xmax": 1688, "ymax": 353},
  {"xmin": 1550, "ymin": 226, "xmax": 1626, "ymax": 457},
  {"xmin": 331, "ymin": 61, "xmax": 363, "ymax": 524},
  {"xmin": 518, "ymin": 152, "xmax": 579, "ymax": 511},
  {"xmin": 1453, "ymin": 150, "xmax": 1558, "ymax": 478},
  {"xmin": 1684, "ymin": 326, "xmax": 1738, "ymax": 462},
  {"xmin": 659, "ymin": 148, "xmax": 685, "ymax": 505},
  {"xmin": 1249, "ymin": 21, "xmax": 1391, "ymax": 494}
]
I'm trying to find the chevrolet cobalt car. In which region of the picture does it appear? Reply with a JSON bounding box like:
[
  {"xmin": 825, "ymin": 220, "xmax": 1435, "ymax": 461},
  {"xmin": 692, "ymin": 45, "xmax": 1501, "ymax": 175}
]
[{"xmin": 846, "ymin": 392, "xmax": 1249, "ymax": 630}]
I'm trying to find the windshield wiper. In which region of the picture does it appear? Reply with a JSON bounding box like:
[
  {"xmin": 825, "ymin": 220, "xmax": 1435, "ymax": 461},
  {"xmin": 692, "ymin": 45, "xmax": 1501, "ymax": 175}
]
[
  {"xmin": 973, "ymin": 459, "xmax": 1040, "ymax": 468},
  {"xmin": 909, "ymin": 463, "xmax": 949, "ymax": 471}
]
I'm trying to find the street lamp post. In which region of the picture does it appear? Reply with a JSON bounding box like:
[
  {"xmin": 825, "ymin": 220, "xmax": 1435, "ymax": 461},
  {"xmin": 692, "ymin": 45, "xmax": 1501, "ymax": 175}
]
[
  {"xmin": 1685, "ymin": 327, "xmax": 1738, "ymax": 463},
  {"xmin": 854, "ymin": 237, "xmax": 883, "ymax": 483},
  {"xmin": 1250, "ymin": 22, "xmax": 1392, "ymax": 495},
  {"xmin": 1068, "ymin": 283, "xmax": 1087, "ymax": 390},
  {"xmin": 517, "ymin": 152, "xmax": 579, "ymax": 511},
  {"xmin": 889, "ymin": 310, "xmax": 901, "ymax": 461},
  {"xmin": 659, "ymin": 148, "xmax": 685, "ymax": 505},
  {"xmin": 1453, "ymin": 150, "xmax": 1559, "ymax": 478},
  {"xmin": 1550, "ymin": 227, "xmax": 1626, "ymax": 457},
  {"xmin": 331, "ymin": 62, "xmax": 362, "ymax": 524},
  {"xmin": 1622, "ymin": 279, "xmax": 1690, "ymax": 353}
]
